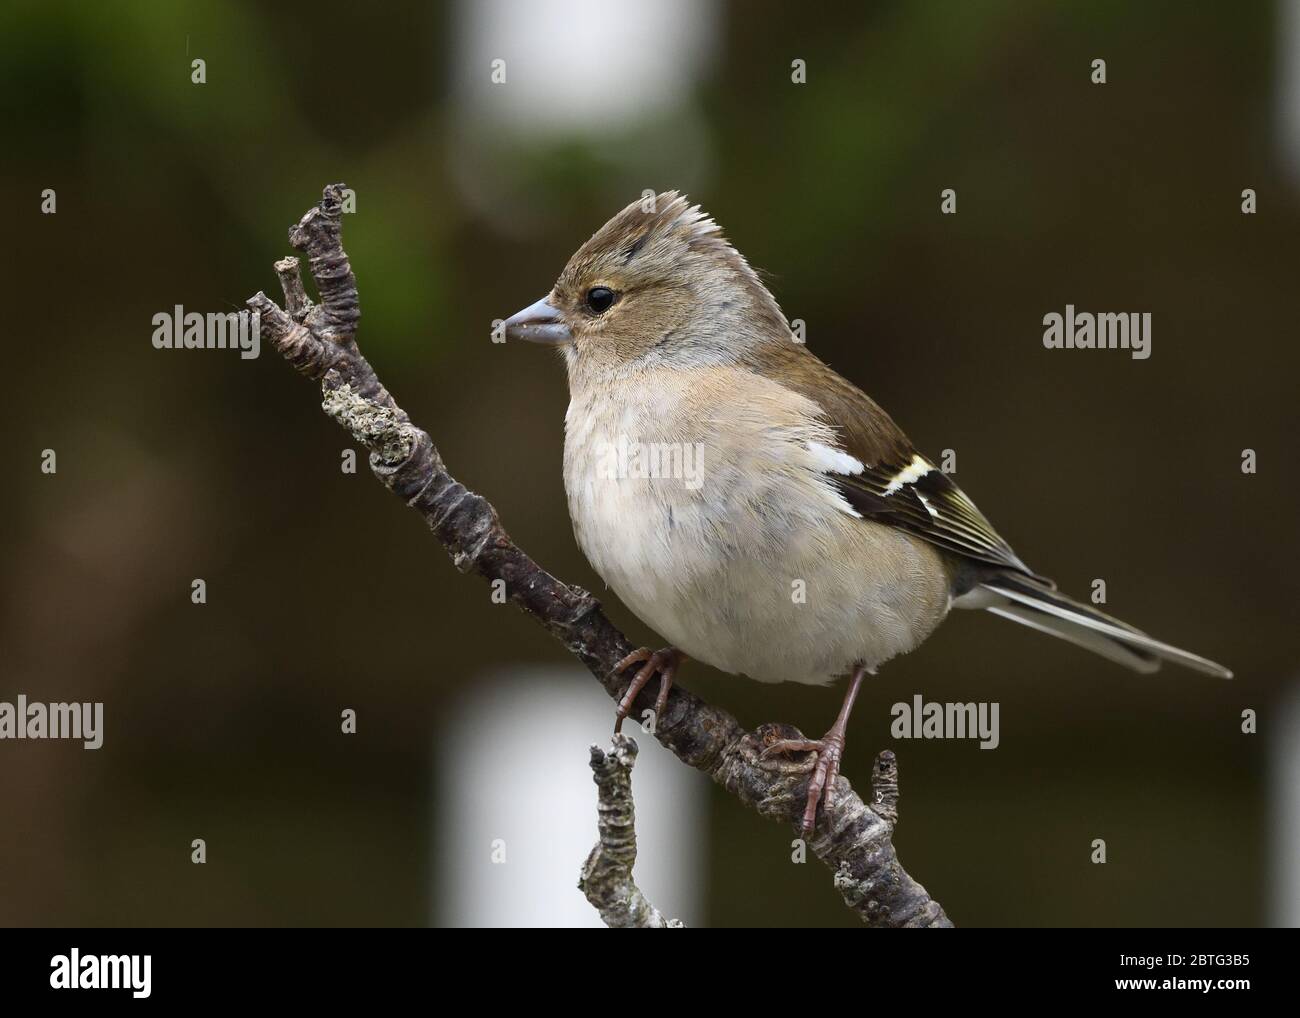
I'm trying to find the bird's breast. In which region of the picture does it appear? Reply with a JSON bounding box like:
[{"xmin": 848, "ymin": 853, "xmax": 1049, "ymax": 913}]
[{"xmin": 560, "ymin": 370, "xmax": 950, "ymax": 684}]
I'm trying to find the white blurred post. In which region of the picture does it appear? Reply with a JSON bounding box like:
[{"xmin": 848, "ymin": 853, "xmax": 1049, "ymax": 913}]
[
  {"xmin": 1272, "ymin": 0, "xmax": 1300, "ymax": 928},
  {"xmin": 447, "ymin": 0, "xmax": 722, "ymax": 231},
  {"xmin": 1273, "ymin": 680, "xmax": 1300, "ymax": 926},
  {"xmin": 453, "ymin": 0, "xmax": 718, "ymax": 137},
  {"xmin": 1280, "ymin": 0, "xmax": 1300, "ymax": 183},
  {"xmin": 434, "ymin": 667, "xmax": 706, "ymax": 927}
]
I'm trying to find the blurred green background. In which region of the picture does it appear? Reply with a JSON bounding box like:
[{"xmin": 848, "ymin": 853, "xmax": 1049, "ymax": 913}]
[{"xmin": 1, "ymin": 0, "xmax": 1296, "ymax": 927}]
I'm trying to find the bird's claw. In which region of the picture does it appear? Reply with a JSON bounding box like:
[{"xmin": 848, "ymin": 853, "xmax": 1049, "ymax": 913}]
[
  {"xmin": 611, "ymin": 647, "xmax": 684, "ymax": 733},
  {"xmin": 761, "ymin": 733, "xmax": 846, "ymax": 836}
]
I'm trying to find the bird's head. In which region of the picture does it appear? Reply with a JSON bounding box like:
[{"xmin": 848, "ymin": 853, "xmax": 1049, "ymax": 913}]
[{"xmin": 504, "ymin": 191, "xmax": 789, "ymax": 382}]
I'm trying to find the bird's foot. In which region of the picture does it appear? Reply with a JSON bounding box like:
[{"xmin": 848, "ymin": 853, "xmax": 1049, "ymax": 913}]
[
  {"xmin": 761, "ymin": 730, "xmax": 847, "ymax": 837},
  {"xmin": 611, "ymin": 647, "xmax": 686, "ymax": 733}
]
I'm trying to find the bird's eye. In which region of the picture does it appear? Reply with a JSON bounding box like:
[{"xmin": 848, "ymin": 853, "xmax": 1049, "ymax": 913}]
[{"xmin": 586, "ymin": 286, "xmax": 616, "ymax": 314}]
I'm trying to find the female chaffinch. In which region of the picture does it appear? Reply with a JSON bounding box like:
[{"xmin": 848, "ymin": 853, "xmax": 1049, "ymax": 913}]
[{"xmin": 505, "ymin": 192, "xmax": 1231, "ymax": 835}]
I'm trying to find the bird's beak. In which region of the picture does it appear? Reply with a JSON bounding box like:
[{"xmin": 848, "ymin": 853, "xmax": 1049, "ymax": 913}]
[{"xmin": 504, "ymin": 295, "xmax": 572, "ymax": 345}]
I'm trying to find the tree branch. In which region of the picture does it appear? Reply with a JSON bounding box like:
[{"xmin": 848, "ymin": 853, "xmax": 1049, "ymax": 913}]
[
  {"xmin": 247, "ymin": 184, "xmax": 953, "ymax": 929},
  {"xmin": 578, "ymin": 735, "xmax": 683, "ymax": 928}
]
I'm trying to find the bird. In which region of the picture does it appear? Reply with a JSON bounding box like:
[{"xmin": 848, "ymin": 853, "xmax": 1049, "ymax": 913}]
[{"xmin": 503, "ymin": 191, "xmax": 1232, "ymax": 835}]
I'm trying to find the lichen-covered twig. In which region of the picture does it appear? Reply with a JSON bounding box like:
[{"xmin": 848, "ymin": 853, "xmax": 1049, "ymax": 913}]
[
  {"xmin": 246, "ymin": 184, "xmax": 953, "ymax": 928},
  {"xmin": 578, "ymin": 735, "xmax": 682, "ymax": 928}
]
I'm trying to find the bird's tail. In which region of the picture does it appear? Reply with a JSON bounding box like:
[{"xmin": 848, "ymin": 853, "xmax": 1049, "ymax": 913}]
[{"xmin": 967, "ymin": 574, "xmax": 1232, "ymax": 679}]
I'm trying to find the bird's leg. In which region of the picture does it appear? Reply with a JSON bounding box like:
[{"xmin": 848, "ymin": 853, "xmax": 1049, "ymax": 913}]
[
  {"xmin": 761, "ymin": 661, "xmax": 868, "ymax": 836},
  {"xmin": 611, "ymin": 647, "xmax": 686, "ymax": 733}
]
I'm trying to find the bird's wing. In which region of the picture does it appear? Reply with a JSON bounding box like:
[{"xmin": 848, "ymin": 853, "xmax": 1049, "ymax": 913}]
[
  {"xmin": 755, "ymin": 343, "xmax": 1046, "ymax": 583},
  {"xmin": 829, "ymin": 447, "xmax": 1041, "ymax": 579}
]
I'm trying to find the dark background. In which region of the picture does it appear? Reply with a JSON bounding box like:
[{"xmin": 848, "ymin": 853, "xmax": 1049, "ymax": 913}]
[{"xmin": 1, "ymin": 0, "xmax": 1295, "ymax": 926}]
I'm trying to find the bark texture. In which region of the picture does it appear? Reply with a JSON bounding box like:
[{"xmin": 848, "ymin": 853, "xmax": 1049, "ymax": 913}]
[{"xmin": 578, "ymin": 735, "xmax": 683, "ymax": 928}]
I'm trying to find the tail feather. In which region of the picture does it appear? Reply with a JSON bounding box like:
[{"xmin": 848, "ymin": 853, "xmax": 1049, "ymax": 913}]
[{"xmin": 973, "ymin": 575, "xmax": 1232, "ymax": 679}]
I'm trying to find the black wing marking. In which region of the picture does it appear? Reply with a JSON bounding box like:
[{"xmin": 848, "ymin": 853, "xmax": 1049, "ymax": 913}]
[{"xmin": 831, "ymin": 453, "xmax": 1046, "ymax": 582}]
